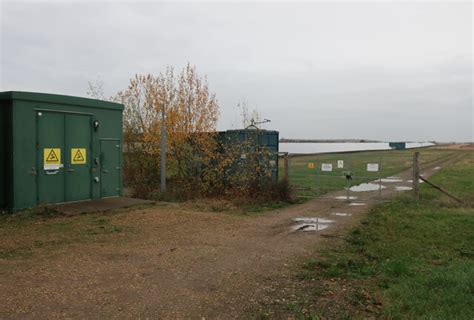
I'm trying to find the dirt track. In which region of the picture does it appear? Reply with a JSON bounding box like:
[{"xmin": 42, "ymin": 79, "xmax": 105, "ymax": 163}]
[{"xmin": 0, "ymin": 156, "xmax": 457, "ymax": 319}]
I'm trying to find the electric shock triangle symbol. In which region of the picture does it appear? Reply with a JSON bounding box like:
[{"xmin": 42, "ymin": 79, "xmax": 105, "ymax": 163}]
[
  {"xmin": 46, "ymin": 149, "xmax": 59, "ymax": 162},
  {"xmin": 73, "ymin": 149, "xmax": 85, "ymax": 162}
]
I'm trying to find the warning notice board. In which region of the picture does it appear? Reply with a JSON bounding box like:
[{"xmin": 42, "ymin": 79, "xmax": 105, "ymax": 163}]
[
  {"xmin": 321, "ymin": 163, "xmax": 333, "ymax": 172},
  {"xmin": 367, "ymin": 163, "xmax": 379, "ymax": 172},
  {"xmin": 71, "ymin": 148, "xmax": 86, "ymax": 164},
  {"xmin": 44, "ymin": 148, "xmax": 61, "ymax": 170}
]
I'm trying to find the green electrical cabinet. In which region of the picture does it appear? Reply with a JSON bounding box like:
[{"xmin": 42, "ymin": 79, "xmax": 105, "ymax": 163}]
[
  {"xmin": 218, "ymin": 129, "xmax": 279, "ymax": 183},
  {"xmin": 0, "ymin": 91, "xmax": 124, "ymax": 211}
]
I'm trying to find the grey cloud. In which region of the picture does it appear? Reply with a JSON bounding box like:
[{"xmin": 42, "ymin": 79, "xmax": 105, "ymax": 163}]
[{"xmin": 1, "ymin": 1, "xmax": 472, "ymax": 141}]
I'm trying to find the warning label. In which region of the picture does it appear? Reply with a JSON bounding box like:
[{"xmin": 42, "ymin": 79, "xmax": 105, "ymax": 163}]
[
  {"xmin": 44, "ymin": 148, "xmax": 61, "ymax": 170},
  {"xmin": 71, "ymin": 148, "xmax": 86, "ymax": 164}
]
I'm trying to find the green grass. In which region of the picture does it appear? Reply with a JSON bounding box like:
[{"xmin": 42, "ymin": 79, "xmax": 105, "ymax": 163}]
[
  {"xmin": 280, "ymin": 148, "xmax": 456, "ymax": 199},
  {"xmin": 289, "ymin": 151, "xmax": 474, "ymax": 319}
]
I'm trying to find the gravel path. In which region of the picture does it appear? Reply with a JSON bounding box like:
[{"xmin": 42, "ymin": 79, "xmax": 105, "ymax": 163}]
[{"xmin": 0, "ymin": 156, "xmax": 456, "ymax": 319}]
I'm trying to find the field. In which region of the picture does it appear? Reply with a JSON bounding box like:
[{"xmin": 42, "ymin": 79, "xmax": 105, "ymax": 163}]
[
  {"xmin": 281, "ymin": 147, "xmax": 458, "ymax": 199},
  {"xmin": 265, "ymin": 149, "xmax": 474, "ymax": 318}
]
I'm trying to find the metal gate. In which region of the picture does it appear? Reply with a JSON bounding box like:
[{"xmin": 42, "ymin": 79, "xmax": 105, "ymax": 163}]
[{"xmin": 283, "ymin": 150, "xmax": 425, "ymax": 203}]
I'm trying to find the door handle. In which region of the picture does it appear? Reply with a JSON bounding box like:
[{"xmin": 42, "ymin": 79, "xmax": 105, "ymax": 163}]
[
  {"xmin": 102, "ymin": 169, "xmax": 109, "ymax": 173},
  {"xmin": 67, "ymin": 168, "xmax": 75, "ymax": 172},
  {"xmin": 45, "ymin": 170, "xmax": 59, "ymax": 175},
  {"xmin": 28, "ymin": 167, "xmax": 37, "ymax": 176}
]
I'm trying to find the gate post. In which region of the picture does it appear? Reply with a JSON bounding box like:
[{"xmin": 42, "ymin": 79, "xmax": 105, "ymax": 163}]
[
  {"xmin": 346, "ymin": 176, "xmax": 351, "ymax": 202},
  {"xmin": 316, "ymin": 162, "xmax": 320, "ymax": 196},
  {"xmin": 379, "ymin": 155, "xmax": 382, "ymax": 199},
  {"xmin": 413, "ymin": 152, "xmax": 420, "ymax": 200}
]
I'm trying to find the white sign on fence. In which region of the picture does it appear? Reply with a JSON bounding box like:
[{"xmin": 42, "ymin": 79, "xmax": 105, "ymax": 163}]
[
  {"xmin": 367, "ymin": 163, "xmax": 379, "ymax": 172},
  {"xmin": 337, "ymin": 160, "xmax": 344, "ymax": 168},
  {"xmin": 321, "ymin": 163, "xmax": 333, "ymax": 172}
]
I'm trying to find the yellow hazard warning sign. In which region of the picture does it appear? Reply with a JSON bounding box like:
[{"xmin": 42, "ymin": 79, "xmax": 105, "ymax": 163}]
[
  {"xmin": 307, "ymin": 162, "xmax": 315, "ymax": 169},
  {"xmin": 44, "ymin": 148, "xmax": 61, "ymax": 170},
  {"xmin": 71, "ymin": 148, "xmax": 86, "ymax": 164}
]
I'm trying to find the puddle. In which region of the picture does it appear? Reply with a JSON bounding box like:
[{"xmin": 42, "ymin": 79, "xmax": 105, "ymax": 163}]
[
  {"xmin": 434, "ymin": 167, "xmax": 441, "ymax": 170},
  {"xmin": 293, "ymin": 217, "xmax": 334, "ymax": 224},
  {"xmin": 331, "ymin": 212, "xmax": 352, "ymax": 217},
  {"xmin": 406, "ymin": 179, "xmax": 424, "ymax": 183},
  {"xmin": 292, "ymin": 217, "xmax": 334, "ymax": 232},
  {"xmin": 380, "ymin": 178, "xmax": 403, "ymax": 183},
  {"xmin": 395, "ymin": 186, "xmax": 412, "ymax": 191},
  {"xmin": 334, "ymin": 196, "xmax": 357, "ymax": 200},
  {"xmin": 293, "ymin": 223, "xmax": 330, "ymax": 231},
  {"xmin": 350, "ymin": 183, "xmax": 386, "ymax": 192},
  {"xmin": 349, "ymin": 202, "xmax": 366, "ymax": 206}
]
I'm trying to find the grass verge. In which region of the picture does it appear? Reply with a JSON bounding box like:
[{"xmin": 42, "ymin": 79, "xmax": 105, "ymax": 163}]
[{"xmin": 267, "ymin": 151, "xmax": 474, "ymax": 319}]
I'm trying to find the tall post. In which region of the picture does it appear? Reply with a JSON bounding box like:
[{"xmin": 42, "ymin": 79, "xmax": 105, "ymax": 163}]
[
  {"xmin": 346, "ymin": 154, "xmax": 352, "ymax": 202},
  {"xmin": 346, "ymin": 176, "xmax": 351, "ymax": 202},
  {"xmin": 284, "ymin": 152, "xmax": 289, "ymax": 181},
  {"xmin": 316, "ymin": 162, "xmax": 320, "ymax": 196},
  {"xmin": 160, "ymin": 104, "xmax": 166, "ymax": 193},
  {"xmin": 413, "ymin": 152, "xmax": 420, "ymax": 200},
  {"xmin": 378, "ymin": 155, "xmax": 382, "ymax": 199}
]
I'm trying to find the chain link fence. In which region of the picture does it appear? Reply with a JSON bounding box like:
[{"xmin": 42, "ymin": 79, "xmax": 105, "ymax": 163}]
[{"xmin": 279, "ymin": 148, "xmax": 458, "ymax": 202}]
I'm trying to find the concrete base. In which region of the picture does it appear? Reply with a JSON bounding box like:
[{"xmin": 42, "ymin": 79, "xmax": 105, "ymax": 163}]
[{"xmin": 52, "ymin": 197, "xmax": 154, "ymax": 215}]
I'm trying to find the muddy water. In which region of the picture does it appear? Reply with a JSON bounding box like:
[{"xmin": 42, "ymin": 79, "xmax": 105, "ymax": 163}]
[
  {"xmin": 331, "ymin": 212, "xmax": 352, "ymax": 217},
  {"xmin": 334, "ymin": 196, "xmax": 358, "ymax": 200},
  {"xmin": 293, "ymin": 223, "xmax": 330, "ymax": 231},
  {"xmin": 292, "ymin": 217, "xmax": 335, "ymax": 232},
  {"xmin": 380, "ymin": 178, "xmax": 403, "ymax": 183},
  {"xmin": 406, "ymin": 179, "xmax": 424, "ymax": 183},
  {"xmin": 395, "ymin": 186, "xmax": 413, "ymax": 191},
  {"xmin": 293, "ymin": 217, "xmax": 334, "ymax": 223},
  {"xmin": 350, "ymin": 183, "xmax": 386, "ymax": 192}
]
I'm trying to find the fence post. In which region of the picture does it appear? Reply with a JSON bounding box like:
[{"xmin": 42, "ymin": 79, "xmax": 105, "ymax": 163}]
[
  {"xmin": 316, "ymin": 162, "xmax": 320, "ymax": 196},
  {"xmin": 378, "ymin": 155, "xmax": 382, "ymax": 199},
  {"xmin": 346, "ymin": 177, "xmax": 351, "ymax": 202},
  {"xmin": 413, "ymin": 152, "xmax": 420, "ymax": 200},
  {"xmin": 284, "ymin": 152, "xmax": 289, "ymax": 181}
]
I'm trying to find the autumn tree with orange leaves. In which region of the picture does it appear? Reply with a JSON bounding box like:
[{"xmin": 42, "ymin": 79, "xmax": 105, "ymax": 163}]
[
  {"xmin": 115, "ymin": 64, "xmax": 219, "ymax": 196},
  {"xmin": 88, "ymin": 63, "xmax": 286, "ymax": 201}
]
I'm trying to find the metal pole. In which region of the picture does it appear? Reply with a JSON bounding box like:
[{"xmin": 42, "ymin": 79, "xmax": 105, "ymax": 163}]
[
  {"xmin": 379, "ymin": 155, "xmax": 382, "ymax": 199},
  {"xmin": 160, "ymin": 104, "xmax": 166, "ymax": 193},
  {"xmin": 346, "ymin": 154, "xmax": 351, "ymax": 202},
  {"xmin": 346, "ymin": 177, "xmax": 350, "ymax": 202},
  {"xmin": 316, "ymin": 160, "xmax": 320, "ymax": 196},
  {"xmin": 413, "ymin": 152, "xmax": 420, "ymax": 200}
]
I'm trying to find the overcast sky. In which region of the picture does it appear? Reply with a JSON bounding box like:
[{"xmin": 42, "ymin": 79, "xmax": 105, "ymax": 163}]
[{"xmin": 1, "ymin": 1, "xmax": 472, "ymax": 141}]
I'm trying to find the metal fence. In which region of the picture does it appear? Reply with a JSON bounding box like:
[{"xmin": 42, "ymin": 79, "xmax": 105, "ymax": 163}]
[{"xmin": 279, "ymin": 149, "xmax": 458, "ymax": 203}]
